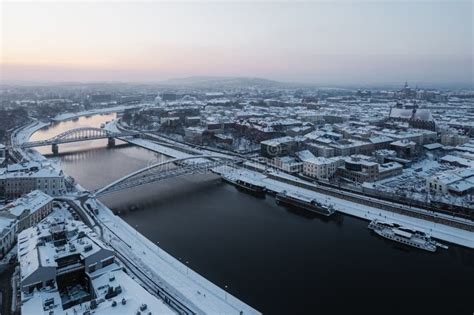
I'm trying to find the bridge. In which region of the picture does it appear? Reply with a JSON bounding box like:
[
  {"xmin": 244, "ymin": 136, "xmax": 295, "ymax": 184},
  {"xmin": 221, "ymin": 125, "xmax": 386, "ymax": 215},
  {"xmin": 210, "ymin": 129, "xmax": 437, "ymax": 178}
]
[
  {"xmin": 93, "ymin": 155, "xmax": 241, "ymax": 197},
  {"xmin": 20, "ymin": 127, "xmax": 140, "ymax": 154}
]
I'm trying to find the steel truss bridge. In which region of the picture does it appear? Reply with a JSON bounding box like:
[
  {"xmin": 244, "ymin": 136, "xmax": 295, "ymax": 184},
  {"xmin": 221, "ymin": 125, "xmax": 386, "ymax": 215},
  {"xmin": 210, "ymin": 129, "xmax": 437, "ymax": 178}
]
[
  {"xmin": 20, "ymin": 127, "xmax": 140, "ymax": 150},
  {"xmin": 93, "ymin": 155, "xmax": 242, "ymax": 197}
]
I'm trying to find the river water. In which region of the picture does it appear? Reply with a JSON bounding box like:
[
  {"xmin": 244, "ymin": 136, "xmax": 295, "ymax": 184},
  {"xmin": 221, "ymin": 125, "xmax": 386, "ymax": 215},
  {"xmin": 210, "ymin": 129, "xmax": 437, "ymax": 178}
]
[{"xmin": 30, "ymin": 113, "xmax": 474, "ymax": 315}]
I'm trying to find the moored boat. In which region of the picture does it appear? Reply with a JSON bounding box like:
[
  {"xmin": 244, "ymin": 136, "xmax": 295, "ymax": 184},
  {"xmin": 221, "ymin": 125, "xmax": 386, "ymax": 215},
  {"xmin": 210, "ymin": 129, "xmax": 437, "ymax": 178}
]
[
  {"xmin": 368, "ymin": 219, "xmax": 437, "ymax": 252},
  {"xmin": 275, "ymin": 191, "xmax": 335, "ymax": 216},
  {"xmin": 222, "ymin": 174, "xmax": 266, "ymax": 197},
  {"xmin": 234, "ymin": 178, "xmax": 266, "ymax": 197}
]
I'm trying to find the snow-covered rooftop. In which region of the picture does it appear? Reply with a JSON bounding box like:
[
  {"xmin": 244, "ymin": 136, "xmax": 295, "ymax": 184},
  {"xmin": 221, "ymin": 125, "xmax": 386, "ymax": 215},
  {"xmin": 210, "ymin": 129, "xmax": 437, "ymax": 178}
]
[
  {"xmin": 1, "ymin": 190, "xmax": 52, "ymax": 218},
  {"xmin": 21, "ymin": 267, "xmax": 176, "ymax": 315}
]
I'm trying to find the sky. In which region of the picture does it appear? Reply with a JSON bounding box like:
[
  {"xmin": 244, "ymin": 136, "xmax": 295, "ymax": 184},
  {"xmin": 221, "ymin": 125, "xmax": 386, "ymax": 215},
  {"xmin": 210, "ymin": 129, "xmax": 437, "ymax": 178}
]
[{"xmin": 1, "ymin": 0, "xmax": 473, "ymax": 85}]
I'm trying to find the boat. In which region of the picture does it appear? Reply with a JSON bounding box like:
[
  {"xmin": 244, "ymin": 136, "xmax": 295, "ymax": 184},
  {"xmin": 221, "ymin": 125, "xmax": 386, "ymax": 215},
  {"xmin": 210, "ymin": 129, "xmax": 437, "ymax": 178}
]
[
  {"xmin": 234, "ymin": 178, "xmax": 266, "ymax": 197},
  {"xmin": 275, "ymin": 191, "xmax": 336, "ymax": 216},
  {"xmin": 368, "ymin": 220, "xmax": 437, "ymax": 252},
  {"xmin": 221, "ymin": 175, "xmax": 266, "ymax": 197}
]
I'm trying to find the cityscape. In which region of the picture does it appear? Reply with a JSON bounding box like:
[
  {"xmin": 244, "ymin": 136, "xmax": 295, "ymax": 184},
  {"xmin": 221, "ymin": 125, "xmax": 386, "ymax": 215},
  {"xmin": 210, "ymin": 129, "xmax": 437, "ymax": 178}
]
[{"xmin": 1, "ymin": 1, "xmax": 473, "ymax": 315}]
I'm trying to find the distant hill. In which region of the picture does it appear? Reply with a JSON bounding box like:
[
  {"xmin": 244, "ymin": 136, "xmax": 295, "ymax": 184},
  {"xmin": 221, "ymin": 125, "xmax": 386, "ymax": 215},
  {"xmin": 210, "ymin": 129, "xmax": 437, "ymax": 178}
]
[{"xmin": 158, "ymin": 76, "xmax": 290, "ymax": 88}]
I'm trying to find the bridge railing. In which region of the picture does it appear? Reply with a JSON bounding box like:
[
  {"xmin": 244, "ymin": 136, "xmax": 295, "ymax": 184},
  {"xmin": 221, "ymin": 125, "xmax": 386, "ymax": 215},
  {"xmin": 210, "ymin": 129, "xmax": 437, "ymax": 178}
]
[
  {"xmin": 19, "ymin": 127, "xmax": 139, "ymax": 148},
  {"xmin": 93, "ymin": 156, "xmax": 241, "ymax": 197}
]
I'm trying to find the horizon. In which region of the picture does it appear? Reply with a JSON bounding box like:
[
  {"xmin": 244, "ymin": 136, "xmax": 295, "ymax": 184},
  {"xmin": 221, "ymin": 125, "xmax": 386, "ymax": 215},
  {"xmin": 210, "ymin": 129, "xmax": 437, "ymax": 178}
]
[
  {"xmin": 0, "ymin": 75, "xmax": 471, "ymax": 90},
  {"xmin": 1, "ymin": 1, "xmax": 473, "ymax": 86}
]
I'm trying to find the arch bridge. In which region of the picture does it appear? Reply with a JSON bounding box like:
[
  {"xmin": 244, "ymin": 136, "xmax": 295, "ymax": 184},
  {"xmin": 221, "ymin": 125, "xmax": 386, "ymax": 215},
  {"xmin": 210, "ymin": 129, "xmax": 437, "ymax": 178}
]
[
  {"xmin": 20, "ymin": 127, "xmax": 140, "ymax": 154},
  {"xmin": 93, "ymin": 155, "xmax": 241, "ymax": 197}
]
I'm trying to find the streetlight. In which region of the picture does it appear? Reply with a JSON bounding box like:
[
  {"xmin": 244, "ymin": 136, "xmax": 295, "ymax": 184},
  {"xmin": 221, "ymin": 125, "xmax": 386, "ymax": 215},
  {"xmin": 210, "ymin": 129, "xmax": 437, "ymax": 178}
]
[{"xmin": 224, "ymin": 285, "xmax": 228, "ymax": 301}]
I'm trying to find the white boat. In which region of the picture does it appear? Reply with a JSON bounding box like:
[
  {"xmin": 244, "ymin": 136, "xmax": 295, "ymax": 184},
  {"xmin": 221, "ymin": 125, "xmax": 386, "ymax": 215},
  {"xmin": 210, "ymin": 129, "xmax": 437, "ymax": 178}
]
[{"xmin": 368, "ymin": 220, "xmax": 437, "ymax": 252}]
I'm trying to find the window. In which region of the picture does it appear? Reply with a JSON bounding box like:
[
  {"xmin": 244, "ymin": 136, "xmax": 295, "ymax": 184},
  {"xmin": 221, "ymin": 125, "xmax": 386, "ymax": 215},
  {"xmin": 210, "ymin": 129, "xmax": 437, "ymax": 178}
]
[{"xmin": 101, "ymin": 257, "xmax": 114, "ymax": 267}]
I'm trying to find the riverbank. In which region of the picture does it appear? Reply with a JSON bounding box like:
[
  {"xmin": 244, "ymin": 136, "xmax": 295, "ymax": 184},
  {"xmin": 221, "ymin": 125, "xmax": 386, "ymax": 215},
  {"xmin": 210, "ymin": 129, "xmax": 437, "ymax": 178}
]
[
  {"xmin": 16, "ymin": 112, "xmax": 474, "ymax": 315},
  {"xmin": 52, "ymin": 104, "xmax": 144, "ymax": 122},
  {"xmin": 219, "ymin": 166, "xmax": 474, "ymax": 249},
  {"xmin": 106, "ymin": 116, "xmax": 474, "ymax": 248},
  {"xmin": 90, "ymin": 197, "xmax": 261, "ymax": 315},
  {"xmin": 13, "ymin": 112, "xmax": 261, "ymax": 315}
]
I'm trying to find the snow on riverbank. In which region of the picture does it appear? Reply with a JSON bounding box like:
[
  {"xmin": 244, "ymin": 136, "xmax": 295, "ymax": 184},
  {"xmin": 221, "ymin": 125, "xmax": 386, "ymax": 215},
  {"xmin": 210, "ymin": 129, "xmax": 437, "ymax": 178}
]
[
  {"xmin": 11, "ymin": 112, "xmax": 261, "ymax": 314},
  {"xmin": 221, "ymin": 167, "xmax": 474, "ymax": 249},
  {"xmin": 12, "ymin": 120, "xmax": 48, "ymax": 146},
  {"xmin": 91, "ymin": 198, "xmax": 261, "ymax": 315},
  {"xmin": 11, "ymin": 120, "xmax": 49, "ymax": 161},
  {"xmin": 52, "ymin": 104, "xmax": 142, "ymax": 121}
]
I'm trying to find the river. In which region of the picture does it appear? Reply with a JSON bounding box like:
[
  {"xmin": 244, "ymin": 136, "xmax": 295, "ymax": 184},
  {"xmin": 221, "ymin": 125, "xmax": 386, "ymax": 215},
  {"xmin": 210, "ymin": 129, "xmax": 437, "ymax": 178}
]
[{"xmin": 30, "ymin": 113, "xmax": 474, "ymax": 315}]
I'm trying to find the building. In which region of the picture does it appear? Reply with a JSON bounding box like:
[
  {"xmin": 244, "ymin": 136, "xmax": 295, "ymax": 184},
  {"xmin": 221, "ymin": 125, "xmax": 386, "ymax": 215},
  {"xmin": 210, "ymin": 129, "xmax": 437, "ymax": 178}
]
[
  {"xmin": 0, "ymin": 143, "xmax": 5, "ymax": 166},
  {"xmin": 0, "ymin": 216, "xmax": 17, "ymax": 258},
  {"xmin": 271, "ymin": 156, "xmax": 303, "ymax": 174},
  {"xmin": 260, "ymin": 136, "xmax": 297, "ymax": 158},
  {"xmin": 374, "ymin": 128, "xmax": 437, "ymax": 146},
  {"xmin": 184, "ymin": 126, "xmax": 207, "ymax": 144},
  {"xmin": 388, "ymin": 101, "xmax": 436, "ymax": 130},
  {"xmin": 0, "ymin": 190, "xmax": 53, "ymax": 232},
  {"xmin": 369, "ymin": 136, "xmax": 394, "ymax": 150},
  {"xmin": 305, "ymin": 143, "xmax": 335, "ymax": 158},
  {"xmin": 373, "ymin": 149, "xmax": 397, "ymax": 164},
  {"xmin": 18, "ymin": 218, "xmax": 176, "ymax": 315},
  {"xmin": 160, "ymin": 116, "xmax": 181, "ymax": 127},
  {"xmin": 329, "ymin": 139, "xmax": 375, "ymax": 157},
  {"xmin": 286, "ymin": 126, "xmax": 313, "ymax": 137},
  {"xmin": 213, "ymin": 133, "xmax": 233, "ymax": 147},
  {"xmin": 423, "ymin": 143, "xmax": 444, "ymax": 154},
  {"xmin": 377, "ymin": 162, "xmax": 403, "ymax": 180},
  {"xmin": 303, "ymin": 157, "xmax": 343, "ymax": 180},
  {"xmin": 0, "ymin": 162, "xmax": 66, "ymax": 200},
  {"xmin": 390, "ymin": 139, "xmax": 417, "ymax": 159},
  {"xmin": 440, "ymin": 155, "xmax": 474, "ymax": 168},
  {"xmin": 441, "ymin": 133, "xmax": 470, "ymax": 147},
  {"xmin": 184, "ymin": 116, "xmax": 201, "ymax": 126},
  {"xmin": 426, "ymin": 168, "xmax": 474, "ymax": 196},
  {"xmin": 295, "ymin": 150, "xmax": 316, "ymax": 162},
  {"xmin": 337, "ymin": 157, "xmax": 380, "ymax": 183},
  {"xmin": 336, "ymin": 155, "xmax": 403, "ymax": 183}
]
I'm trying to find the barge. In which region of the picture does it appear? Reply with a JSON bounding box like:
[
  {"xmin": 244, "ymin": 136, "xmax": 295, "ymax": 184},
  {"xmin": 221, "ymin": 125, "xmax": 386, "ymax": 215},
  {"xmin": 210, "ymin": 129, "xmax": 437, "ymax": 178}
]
[
  {"xmin": 275, "ymin": 191, "xmax": 336, "ymax": 216},
  {"xmin": 222, "ymin": 175, "xmax": 266, "ymax": 197}
]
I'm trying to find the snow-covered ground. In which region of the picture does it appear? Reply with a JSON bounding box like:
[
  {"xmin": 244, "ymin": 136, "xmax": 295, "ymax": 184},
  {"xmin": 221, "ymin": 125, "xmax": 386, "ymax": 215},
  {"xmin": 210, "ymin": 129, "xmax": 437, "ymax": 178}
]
[
  {"xmin": 10, "ymin": 120, "xmax": 49, "ymax": 161},
  {"xmin": 220, "ymin": 167, "xmax": 474, "ymax": 249},
  {"xmin": 90, "ymin": 198, "xmax": 261, "ymax": 315}
]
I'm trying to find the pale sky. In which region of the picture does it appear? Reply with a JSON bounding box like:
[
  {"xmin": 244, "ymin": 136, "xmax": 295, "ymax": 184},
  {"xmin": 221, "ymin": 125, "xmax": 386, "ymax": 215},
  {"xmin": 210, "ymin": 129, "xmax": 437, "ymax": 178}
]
[{"xmin": 1, "ymin": 1, "xmax": 473, "ymax": 85}]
